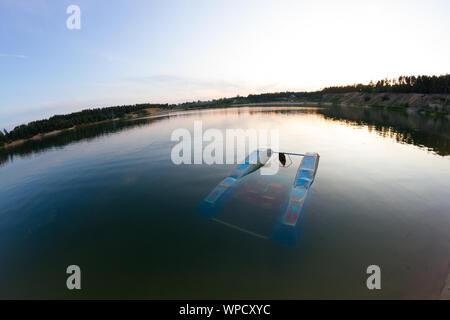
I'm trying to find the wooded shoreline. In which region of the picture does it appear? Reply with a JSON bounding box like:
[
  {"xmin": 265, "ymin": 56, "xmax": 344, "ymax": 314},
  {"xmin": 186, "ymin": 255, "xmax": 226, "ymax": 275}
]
[
  {"xmin": 2, "ymin": 73, "xmax": 449, "ymax": 148},
  {"xmin": 2, "ymin": 94, "xmax": 449, "ymax": 151}
]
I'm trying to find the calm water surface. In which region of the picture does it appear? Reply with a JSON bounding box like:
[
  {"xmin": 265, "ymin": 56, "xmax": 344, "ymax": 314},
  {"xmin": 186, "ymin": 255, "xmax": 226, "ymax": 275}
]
[{"xmin": 0, "ymin": 106, "xmax": 449, "ymax": 299}]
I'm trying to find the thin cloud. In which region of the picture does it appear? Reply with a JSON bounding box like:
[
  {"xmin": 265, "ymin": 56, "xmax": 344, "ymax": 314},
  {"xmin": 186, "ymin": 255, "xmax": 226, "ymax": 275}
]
[
  {"xmin": 0, "ymin": 53, "xmax": 27, "ymax": 59},
  {"xmin": 124, "ymin": 74, "xmax": 278, "ymax": 92}
]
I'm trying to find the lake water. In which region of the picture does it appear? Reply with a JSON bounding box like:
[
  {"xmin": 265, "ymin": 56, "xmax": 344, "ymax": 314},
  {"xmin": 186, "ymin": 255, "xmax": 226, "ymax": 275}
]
[{"xmin": 0, "ymin": 106, "xmax": 449, "ymax": 299}]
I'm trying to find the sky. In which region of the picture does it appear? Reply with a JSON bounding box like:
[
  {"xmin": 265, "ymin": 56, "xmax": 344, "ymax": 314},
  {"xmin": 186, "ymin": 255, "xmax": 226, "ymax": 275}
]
[{"xmin": 1, "ymin": 0, "xmax": 449, "ymax": 130}]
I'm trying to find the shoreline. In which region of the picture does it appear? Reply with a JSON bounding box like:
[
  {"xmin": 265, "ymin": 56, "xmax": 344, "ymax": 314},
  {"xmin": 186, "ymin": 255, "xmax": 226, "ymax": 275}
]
[
  {"xmin": 1, "ymin": 101, "xmax": 449, "ymax": 151},
  {"xmin": 1, "ymin": 126, "xmax": 77, "ymax": 149},
  {"xmin": 0, "ymin": 105, "xmax": 306, "ymax": 150},
  {"xmin": 0, "ymin": 108, "xmax": 171, "ymax": 150}
]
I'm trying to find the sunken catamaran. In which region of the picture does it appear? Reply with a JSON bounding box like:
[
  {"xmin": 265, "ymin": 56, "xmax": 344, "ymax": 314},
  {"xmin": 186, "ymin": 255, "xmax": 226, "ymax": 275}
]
[
  {"xmin": 198, "ymin": 149, "xmax": 273, "ymax": 217},
  {"xmin": 197, "ymin": 149, "xmax": 320, "ymax": 244}
]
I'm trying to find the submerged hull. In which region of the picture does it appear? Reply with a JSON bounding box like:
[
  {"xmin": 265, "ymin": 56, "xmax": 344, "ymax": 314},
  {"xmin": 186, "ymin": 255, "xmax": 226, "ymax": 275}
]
[
  {"xmin": 198, "ymin": 149, "xmax": 273, "ymax": 217},
  {"xmin": 280, "ymin": 152, "xmax": 320, "ymax": 226}
]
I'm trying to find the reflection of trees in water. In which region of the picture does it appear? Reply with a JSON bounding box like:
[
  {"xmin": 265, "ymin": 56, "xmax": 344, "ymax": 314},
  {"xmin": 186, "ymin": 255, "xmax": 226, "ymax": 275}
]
[
  {"xmin": 248, "ymin": 107, "xmax": 321, "ymax": 116},
  {"xmin": 0, "ymin": 116, "xmax": 169, "ymax": 167},
  {"xmin": 1, "ymin": 106, "xmax": 448, "ymax": 168},
  {"xmin": 218, "ymin": 106, "xmax": 449, "ymax": 156},
  {"xmin": 317, "ymin": 106, "xmax": 450, "ymax": 156}
]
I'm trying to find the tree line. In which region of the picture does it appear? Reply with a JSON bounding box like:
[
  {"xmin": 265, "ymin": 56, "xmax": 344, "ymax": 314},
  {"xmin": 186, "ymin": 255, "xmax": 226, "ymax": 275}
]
[
  {"xmin": 2, "ymin": 74, "xmax": 449, "ymax": 146},
  {"xmin": 321, "ymin": 74, "xmax": 450, "ymax": 94},
  {"xmin": 1, "ymin": 103, "xmax": 167, "ymax": 144}
]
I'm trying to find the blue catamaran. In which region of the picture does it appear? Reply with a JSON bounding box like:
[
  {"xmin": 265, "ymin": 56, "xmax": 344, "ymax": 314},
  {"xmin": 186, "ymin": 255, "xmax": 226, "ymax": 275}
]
[{"xmin": 197, "ymin": 149, "xmax": 320, "ymax": 245}]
